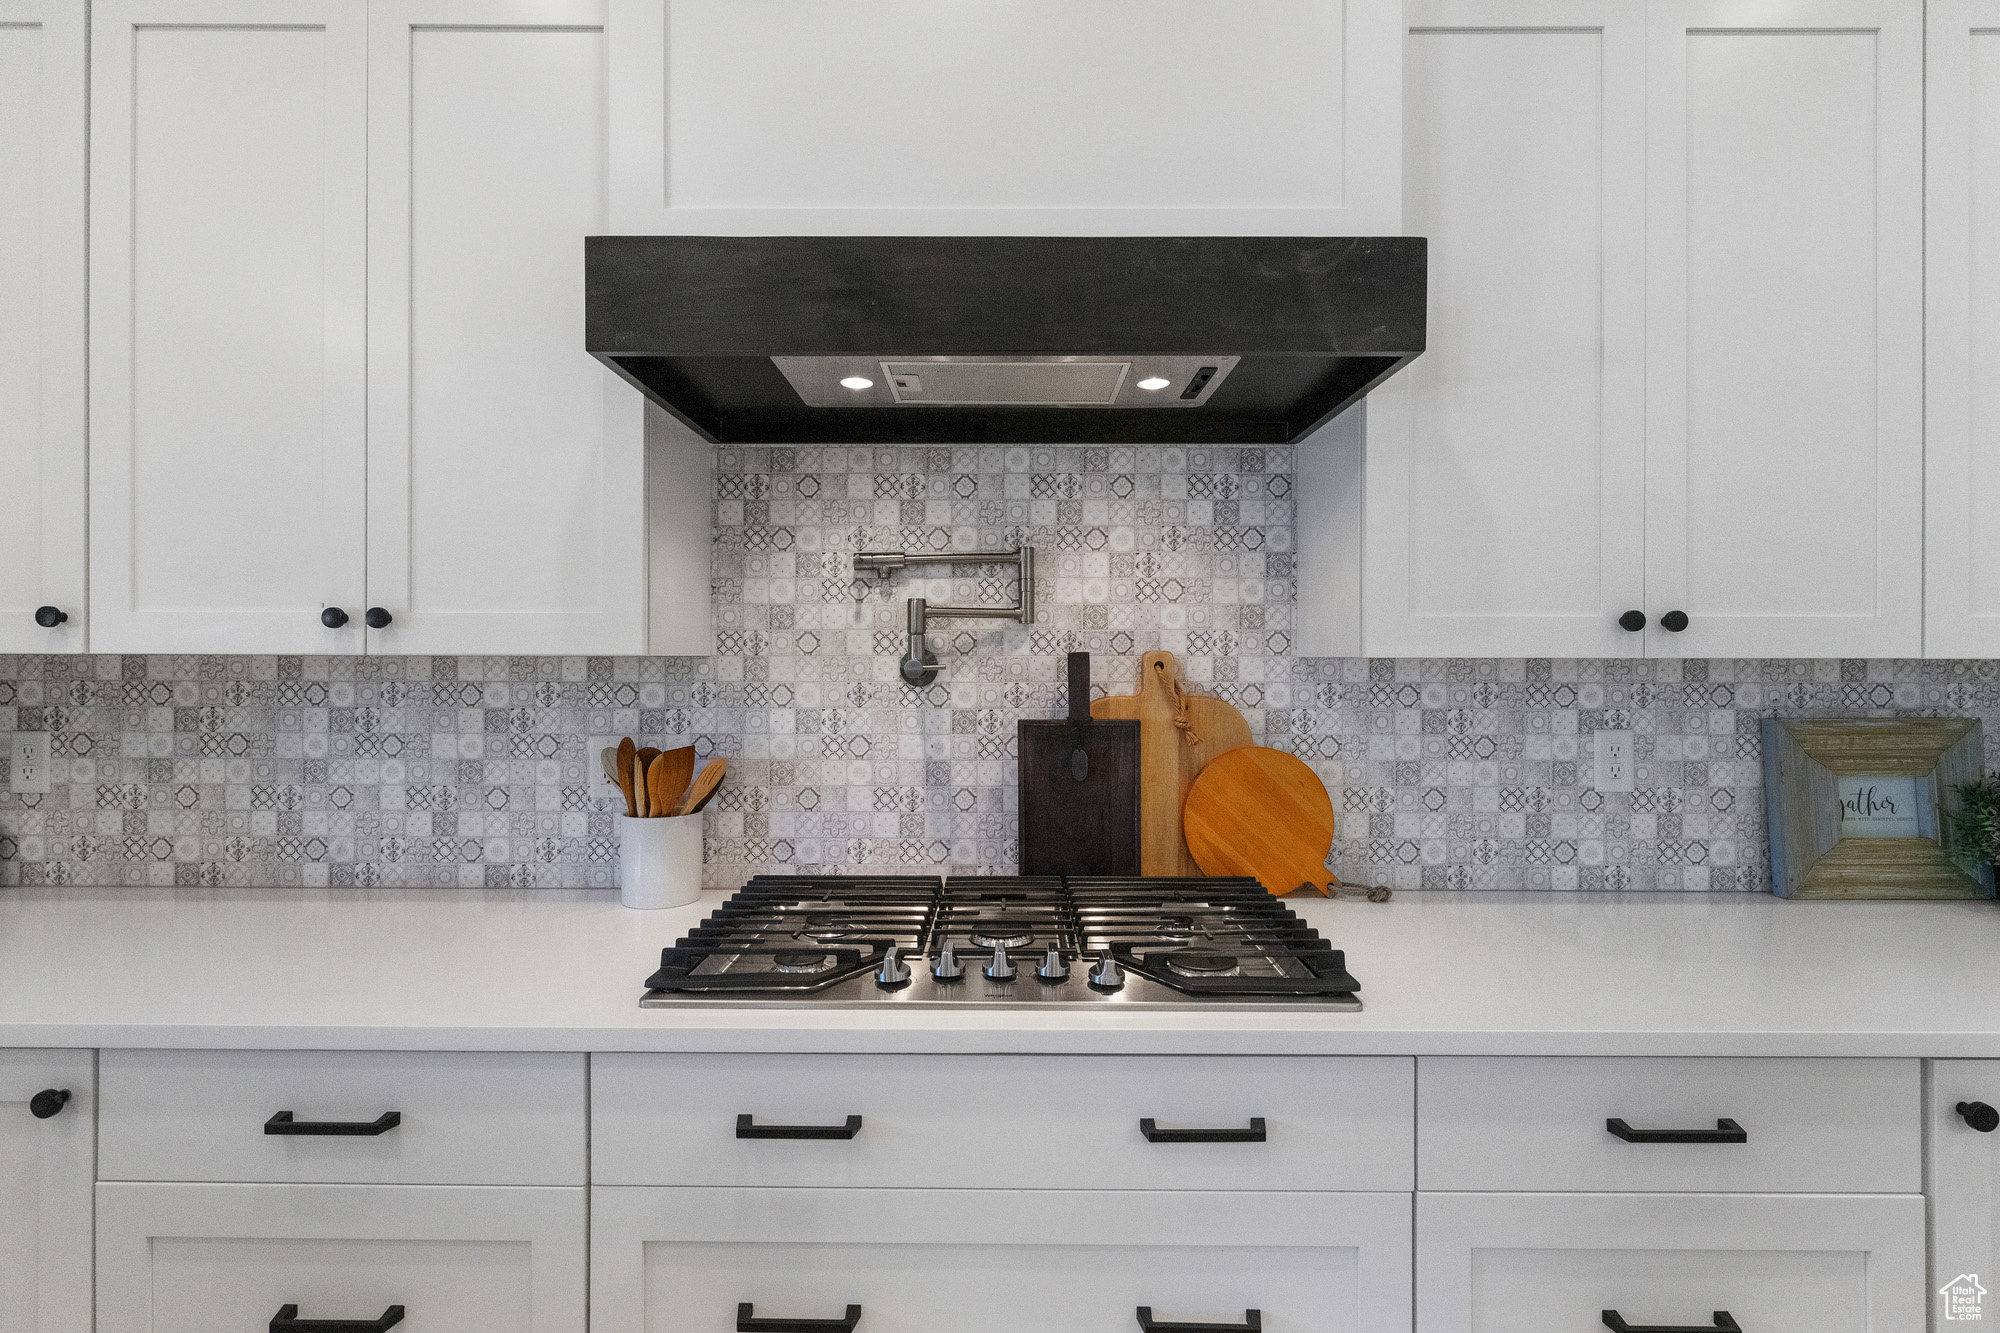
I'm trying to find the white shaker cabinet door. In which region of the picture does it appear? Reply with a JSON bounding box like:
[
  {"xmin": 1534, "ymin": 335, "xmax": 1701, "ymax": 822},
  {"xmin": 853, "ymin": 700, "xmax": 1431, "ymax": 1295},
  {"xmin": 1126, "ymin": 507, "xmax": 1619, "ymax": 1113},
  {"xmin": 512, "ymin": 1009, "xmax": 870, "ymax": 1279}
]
[
  {"xmin": 1641, "ymin": 0, "xmax": 1923, "ymax": 658},
  {"xmin": 89, "ymin": 0, "xmax": 370, "ymax": 654},
  {"xmin": 1924, "ymin": 0, "xmax": 2000, "ymax": 656},
  {"xmin": 0, "ymin": 0, "xmax": 85, "ymax": 652},
  {"xmin": 366, "ymin": 0, "xmax": 646, "ymax": 655},
  {"xmin": 0, "ymin": 1051, "xmax": 93, "ymax": 1333},
  {"xmin": 606, "ymin": 0, "xmax": 1402, "ymax": 237},
  {"xmin": 97, "ymin": 1183, "xmax": 586, "ymax": 1333},
  {"xmin": 1931, "ymin": 1061, "xmax": 2000, "ymax": 1325},
  {"xmin": 595, "ymin": 1188, "xmax": 1413, "ymax": 1333},
  {"xmin": 1416, "ymin": 1193, "xmax": 1924, "ymax": 1333},
  {"xmin": 1366, "ymin": 0, "xmax": 1647, "ymax": 658}
]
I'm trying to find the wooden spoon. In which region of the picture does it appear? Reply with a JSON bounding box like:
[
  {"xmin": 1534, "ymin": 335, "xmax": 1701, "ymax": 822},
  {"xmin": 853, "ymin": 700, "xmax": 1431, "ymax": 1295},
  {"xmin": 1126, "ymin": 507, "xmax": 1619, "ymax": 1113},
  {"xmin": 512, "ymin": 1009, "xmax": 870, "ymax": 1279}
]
[
  {"xmin": 633, "ymin": 748, "xmax": 661, "ymax": 814},
  {"xmin": 678, "ymin": 758, "xmax": 727, "ymax": 815},
  {"xmin": 614, "ymin": 738, "xmax": 638, "ymax": 818},
  {"xmin": 655, "ymin": 745, "xmax": 697, "ymax": 818}
]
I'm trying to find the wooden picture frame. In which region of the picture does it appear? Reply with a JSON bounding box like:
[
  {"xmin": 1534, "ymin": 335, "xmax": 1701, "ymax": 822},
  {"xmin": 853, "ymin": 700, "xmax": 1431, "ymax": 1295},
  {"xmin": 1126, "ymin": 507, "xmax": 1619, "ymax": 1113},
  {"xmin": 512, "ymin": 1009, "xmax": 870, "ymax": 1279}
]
[{"xmin": 1761, "ymin": 717, "xmax": 1995, "ymax": 899}]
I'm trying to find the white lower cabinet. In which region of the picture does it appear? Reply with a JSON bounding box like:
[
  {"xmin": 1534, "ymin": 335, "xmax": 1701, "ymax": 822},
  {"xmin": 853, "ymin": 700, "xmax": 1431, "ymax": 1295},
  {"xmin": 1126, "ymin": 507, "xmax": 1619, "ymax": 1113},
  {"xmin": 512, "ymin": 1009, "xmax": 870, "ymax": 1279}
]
[
  {"xmin": 1930, "ymin": 1060, "xmax": 2000, "ymax": 1324},
  {"xmin": 591, "ymin": 1187, "xmax": 1412, "ymax": 1333},
  {"xmin": 0, "ymin": 1050, "xmax": 93, "ymax": 1333},
  {"xmin": 97, "ymin": 1182, "xmax": 586, "ymax": 1333},
  {"xmin": 1416, "ymin": 1192, "xmax": 1924, "ymax": 1332}
]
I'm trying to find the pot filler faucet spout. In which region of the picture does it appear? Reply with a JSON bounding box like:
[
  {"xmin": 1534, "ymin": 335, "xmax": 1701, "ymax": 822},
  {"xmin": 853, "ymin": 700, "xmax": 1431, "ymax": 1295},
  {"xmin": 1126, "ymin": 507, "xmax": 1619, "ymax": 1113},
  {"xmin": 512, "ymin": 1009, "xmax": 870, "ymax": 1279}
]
[{"xmin": 852, "ymin": 548, "xmax": 1035, "ymax": 687}]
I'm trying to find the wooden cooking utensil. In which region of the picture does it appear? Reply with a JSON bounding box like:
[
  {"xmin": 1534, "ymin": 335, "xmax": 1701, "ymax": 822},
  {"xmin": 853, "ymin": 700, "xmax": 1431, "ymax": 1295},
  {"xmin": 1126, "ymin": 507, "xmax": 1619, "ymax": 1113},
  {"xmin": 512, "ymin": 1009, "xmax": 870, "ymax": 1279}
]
[
  {"xmin": 656, "ymin": 745, "xmax": 697, "ymax": 817},
  {"xmin": 1091, "ymin": 651, "xmax": 1252, "ymax": 875},
  {"xmin": 1181, "ymin": 746, "xmax": 1337, "ymax": 897},
  {"xmin": 615, "ymin": 738, "xmax": 638, "ymax": 818},
  {"xmin": 633, "ymin": 747, "xmax": 661, "ymax": 814},
  {"xmin": 679, "ymin": 757, "xmax": 727, "ymax": 815}
]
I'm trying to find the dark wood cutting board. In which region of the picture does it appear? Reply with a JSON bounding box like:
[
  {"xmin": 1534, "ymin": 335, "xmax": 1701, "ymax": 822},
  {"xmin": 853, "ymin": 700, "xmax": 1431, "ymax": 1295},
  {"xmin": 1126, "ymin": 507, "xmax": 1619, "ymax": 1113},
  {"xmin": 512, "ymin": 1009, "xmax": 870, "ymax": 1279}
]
[{"xmin": 1018, "ymin": 652, "xmax": 1141, "ymax": 876}]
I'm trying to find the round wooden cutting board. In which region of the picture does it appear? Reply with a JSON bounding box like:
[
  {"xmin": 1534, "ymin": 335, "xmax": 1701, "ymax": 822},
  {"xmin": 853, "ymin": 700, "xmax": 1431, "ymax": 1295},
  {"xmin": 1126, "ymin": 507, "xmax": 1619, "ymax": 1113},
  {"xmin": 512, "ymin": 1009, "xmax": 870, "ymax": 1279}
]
[{"xmin": 1181, "ymin": 746, "xmax": 1336, "ymax": 896}]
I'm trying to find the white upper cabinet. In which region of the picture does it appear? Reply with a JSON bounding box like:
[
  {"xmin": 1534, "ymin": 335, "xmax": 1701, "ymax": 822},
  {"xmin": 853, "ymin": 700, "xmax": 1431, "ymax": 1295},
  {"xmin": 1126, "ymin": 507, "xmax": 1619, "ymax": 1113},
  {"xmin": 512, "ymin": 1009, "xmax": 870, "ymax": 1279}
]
[
  {"xmin": 1374, "ymin": 0, "xmax": 1923, "ymax": 659},
  {"xmin": 90, "ymin": 0, "xmax": 370, "ymax": 655},
  {"xmin": 1366, "ymin": 0, "xmax": 1648, "ymax": 658},
  {"xmin": 366, "ymin": 0, "xmax": 645, "ymax": 655},
  {"xmin": 1642, "ymin": 0, "xmax": 1923, "ymax": 659},
  {"xmin": 0, "ymin": 0, "xmax": 85, "ymax": 652},
  {"xmin": 606, "ymin": 0, "xmax": 1403, "ymax": 236},
  {"xmin": 1924, "ymin": 0, "xmax": 2000, "ymax": 657}
]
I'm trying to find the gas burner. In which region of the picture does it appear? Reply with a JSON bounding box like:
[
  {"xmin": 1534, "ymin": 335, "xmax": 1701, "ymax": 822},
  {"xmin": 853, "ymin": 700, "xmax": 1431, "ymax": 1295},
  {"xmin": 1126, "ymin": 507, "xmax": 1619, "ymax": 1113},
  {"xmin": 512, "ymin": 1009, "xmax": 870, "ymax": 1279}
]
[
  {"xmin": 967, "ymin": 922, "xmax": 1038, "ymax": 949},
  {"xmin": 1163, "ymin": 951, "xmax": 1242, "ymax": 978},
  {"xmin": 797, "ymin": 919, "xmax": 872, "ymax": 943},
  {"xmin": 771, "ymin": 950, "xmax": 839, "ymax": 974}
]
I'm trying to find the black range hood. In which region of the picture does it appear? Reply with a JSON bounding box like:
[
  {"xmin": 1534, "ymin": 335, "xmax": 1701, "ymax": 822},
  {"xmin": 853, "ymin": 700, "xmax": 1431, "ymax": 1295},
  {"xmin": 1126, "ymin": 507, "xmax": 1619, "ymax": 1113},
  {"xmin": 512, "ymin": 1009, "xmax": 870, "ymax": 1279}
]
[{"xmin": 585, "ymin": 235, "xmax": 1425, "ymax": 445}]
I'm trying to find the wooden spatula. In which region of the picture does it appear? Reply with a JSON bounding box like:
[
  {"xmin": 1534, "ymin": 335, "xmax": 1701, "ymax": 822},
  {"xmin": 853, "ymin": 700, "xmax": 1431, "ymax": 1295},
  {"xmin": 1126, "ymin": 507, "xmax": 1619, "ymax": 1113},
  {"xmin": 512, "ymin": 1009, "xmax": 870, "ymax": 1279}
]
[
  {"xmin": 615, "ymin": 738, "xmax": 638, "ymax": 817},
  {"xmin": 655, "ymin": 745, "xmax": 696, "ymax": 817},
  {"xmin": 633, "ymin": 747, "xmax": 661, "ymax": 814},
  {"xmin": 678, "ymin": 758, "xmax": 727, "ymax": 815}
]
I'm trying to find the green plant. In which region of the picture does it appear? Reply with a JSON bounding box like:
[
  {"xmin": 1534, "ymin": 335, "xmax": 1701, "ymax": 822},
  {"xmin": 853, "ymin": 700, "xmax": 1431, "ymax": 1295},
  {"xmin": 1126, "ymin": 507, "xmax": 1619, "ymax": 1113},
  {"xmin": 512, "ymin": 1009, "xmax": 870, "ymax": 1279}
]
[{"xmin": 1948, "ymin": 775, "xmax": 2000, "ymax": 874}]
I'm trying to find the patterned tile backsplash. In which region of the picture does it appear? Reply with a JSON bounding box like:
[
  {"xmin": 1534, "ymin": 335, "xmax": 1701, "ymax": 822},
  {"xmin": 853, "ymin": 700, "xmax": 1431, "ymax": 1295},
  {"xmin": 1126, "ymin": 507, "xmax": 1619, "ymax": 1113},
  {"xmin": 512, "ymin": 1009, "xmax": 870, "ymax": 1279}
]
[{"xmin": 5, "ymin": 441, "xmax": 2000, "ymax": 892}]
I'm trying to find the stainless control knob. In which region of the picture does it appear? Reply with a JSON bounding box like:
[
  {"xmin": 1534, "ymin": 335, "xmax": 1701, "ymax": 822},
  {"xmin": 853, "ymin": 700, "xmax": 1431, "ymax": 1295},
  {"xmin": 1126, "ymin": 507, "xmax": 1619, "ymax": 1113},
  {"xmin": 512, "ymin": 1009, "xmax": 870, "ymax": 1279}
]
[
  {"xmin": 983, "ymin": 942, "xmax": 1017, "ymax": 981},
  {"xmin": 1036, "ymin": 946, "xmax": 1069, "ymax": 982},
  {"xmin": 931, "ymin": 941, "xmax": 964, "ymax": 981},
  {"xmin": 875, "ymin": 945, "xmax": 911, "ymax": 988},
  {"xmin": 1088, "ymin": 951, "xmax": 1125, "ymax": 991}
]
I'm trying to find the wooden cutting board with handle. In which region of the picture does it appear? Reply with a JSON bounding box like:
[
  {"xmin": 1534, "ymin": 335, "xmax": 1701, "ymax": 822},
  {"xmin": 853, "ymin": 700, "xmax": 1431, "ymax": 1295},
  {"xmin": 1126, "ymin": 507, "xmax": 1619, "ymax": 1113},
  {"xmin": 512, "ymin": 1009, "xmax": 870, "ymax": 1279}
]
[
  {"xmin": 1018, "ymin": 652, "xmax": 1141, "ymax": 876},
  {"xmin": 1091, "ymin": 651, "xmax": 1252, "ymax": 875},
  {"xmin": 1181, "ymin": 746, "xmax": 1336, "ymax": 896}
]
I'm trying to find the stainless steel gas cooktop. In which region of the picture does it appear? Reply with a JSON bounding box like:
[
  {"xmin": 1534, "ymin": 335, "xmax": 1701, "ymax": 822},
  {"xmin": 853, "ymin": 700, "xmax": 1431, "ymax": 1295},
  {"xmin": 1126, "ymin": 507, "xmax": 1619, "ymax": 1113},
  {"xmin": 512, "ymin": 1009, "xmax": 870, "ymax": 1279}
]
[{"xmin": 639, "ymin": 876, "xmax": 1362, "ymax": 1010}]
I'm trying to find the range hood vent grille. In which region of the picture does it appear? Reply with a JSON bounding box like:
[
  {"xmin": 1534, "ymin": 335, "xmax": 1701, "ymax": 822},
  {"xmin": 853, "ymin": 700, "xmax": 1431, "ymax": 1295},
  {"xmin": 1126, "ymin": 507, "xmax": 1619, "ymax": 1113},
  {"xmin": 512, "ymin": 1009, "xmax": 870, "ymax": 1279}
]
[{"xmin": 887, "ymin": 359, "xmax": 1127, "ymax": 406}]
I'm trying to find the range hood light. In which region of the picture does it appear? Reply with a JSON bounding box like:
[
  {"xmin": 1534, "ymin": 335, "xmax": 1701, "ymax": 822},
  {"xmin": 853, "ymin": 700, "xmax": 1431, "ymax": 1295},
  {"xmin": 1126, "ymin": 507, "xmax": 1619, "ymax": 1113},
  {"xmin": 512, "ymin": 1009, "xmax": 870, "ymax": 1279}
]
[
  {"xmin": 839, "ymin": 375, "xmax": 874, "ymax": 390},
  {"xmin": 1136, "ymin": 376, "xmax": 1171, "ymax": 391}
]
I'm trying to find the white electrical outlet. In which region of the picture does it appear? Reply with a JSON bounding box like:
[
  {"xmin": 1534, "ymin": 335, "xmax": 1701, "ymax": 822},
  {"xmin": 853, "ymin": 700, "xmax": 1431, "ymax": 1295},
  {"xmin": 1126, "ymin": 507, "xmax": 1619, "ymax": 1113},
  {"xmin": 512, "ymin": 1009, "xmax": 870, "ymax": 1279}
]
[
  {"xmin": 1593, "ymin": 729, "xmax": 1634, "ymax": 793},
  {"xmin": 9, "ymin": 731, "xmax": 51, "ymax": 794}
]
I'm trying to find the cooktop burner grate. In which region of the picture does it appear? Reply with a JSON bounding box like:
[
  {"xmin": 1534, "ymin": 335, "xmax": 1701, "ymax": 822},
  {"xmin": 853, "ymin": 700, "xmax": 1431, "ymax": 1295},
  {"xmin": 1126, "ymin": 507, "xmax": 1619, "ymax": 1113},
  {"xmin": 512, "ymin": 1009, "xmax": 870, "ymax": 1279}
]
[{"xmin": 642, "ymin": 875, "xmax": 1362, "ymax": 1009}]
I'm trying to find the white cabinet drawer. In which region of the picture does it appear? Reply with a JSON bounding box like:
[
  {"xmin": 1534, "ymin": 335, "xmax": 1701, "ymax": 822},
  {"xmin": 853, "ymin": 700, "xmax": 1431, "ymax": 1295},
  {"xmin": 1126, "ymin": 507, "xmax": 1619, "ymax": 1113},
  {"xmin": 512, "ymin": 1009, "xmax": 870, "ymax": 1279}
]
[
  {"xmin": 1416, "ymin": 1193, "xmax": 1923, "ymax": 1333},
  {"xmin": 100, "ymin": 1050, "xmax": 586, "ymax": 1185},
  {"xmin": 1417, "ymin": 1057, "xmax": 1918, "ymax": 1192},
  {"xmin": 97, "ymin": 1182, "xmax": 585, "ymax": 1333},
  {"xmin": 593, "ymin": 1054, "xmax": 1414, "ymax": 1190},
  {"xmin": 594, "ymin": 1187, "xmax": 1411, "ymax": 1333}
]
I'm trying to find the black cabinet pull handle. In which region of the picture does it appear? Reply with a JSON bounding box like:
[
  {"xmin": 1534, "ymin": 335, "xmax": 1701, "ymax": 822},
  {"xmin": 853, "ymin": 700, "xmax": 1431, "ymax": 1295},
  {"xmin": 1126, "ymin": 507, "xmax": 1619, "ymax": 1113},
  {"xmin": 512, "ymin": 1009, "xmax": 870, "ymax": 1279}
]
[
  {"xmin": 736, "ymin": 1113, "xmax": 862, "ymax": 1140},
  {"xmin": 1137, "ymin": 1308, "xmax": 1261, "ymax": 1333},
  {"xmin": 1140, "ymin": 1117, "xmax": 1266, "ymax": 1143},
  {"xmin": 321, "ymin": 607, "xmax": 350, "ymax": 628},
  {"xmin": 1618, "ymin": 610, "xmax": 1646, "ymax": 632},
  {"xmin": 736, "ymin": 1303, "xmax": 861, "ymax": 1333},
  {"xmin": 365, "ymin": 607, "xmax": 393, "ymax": 629},
  {"xmin": 30, "ymin": 1089, "xmax": 70, "ymax": 1119},
  {"xmin": 1606, "ymin": 1117, "xmax": 1744, "ymax": 1144},
  {"xmin": 34, "ymin": 605, "xmax": 67, "ymax": 628},
  {"xmin": 270, "ymin": 1305, "xmax": 404, "ymax": 1333},
  {"xmin": 1603, "ymin": 1312, "xmax": 1739, "ymax": 1333},
  {"xmin": 1959, "ymin": 1101, "xmax": 2000, "ymax": 1132},
  {"xmin": 1659, "ymin": 610, "xmax": 1689, "ymax": 632},
  {"xmin": 265, "ymin": 1111, "xmax": 402, "ymax": 1137}
]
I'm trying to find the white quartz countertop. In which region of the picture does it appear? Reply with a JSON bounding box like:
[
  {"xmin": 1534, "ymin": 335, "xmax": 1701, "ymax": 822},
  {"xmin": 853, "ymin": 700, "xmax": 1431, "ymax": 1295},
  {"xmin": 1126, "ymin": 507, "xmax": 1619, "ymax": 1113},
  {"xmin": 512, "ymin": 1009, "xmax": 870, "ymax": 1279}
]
[{"xmin": 3, "ymin": 886, "xmax": 1998, "ymax": 1056}]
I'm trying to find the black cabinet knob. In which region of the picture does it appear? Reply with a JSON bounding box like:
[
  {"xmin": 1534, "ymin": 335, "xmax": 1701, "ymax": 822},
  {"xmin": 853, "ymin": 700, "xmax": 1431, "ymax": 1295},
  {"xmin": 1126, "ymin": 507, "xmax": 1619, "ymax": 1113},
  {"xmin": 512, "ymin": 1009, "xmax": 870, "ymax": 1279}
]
[
  {"xmin": 1660, "ymin": 610, "xmax": 1689, "ymax": 632},
  {"xmin": 33, "ymin": 605, "xmax": 67, "ymax": 628},
  {"xmin": 1618, "ymin": 610, "xmax": 1646, "ymax": 632},
  {"xmin": 364, "ymin": 607, "xmax": 392, "ymax": 629},
  {"xmin": 29, "ymin": 1088, "xmax": 70, "ymax": 1119},
  {"xmin": 1958, "ymin": 1101, "xmax": 1999, "ymax": 1133},
  {"xmin": 321, "ymin": 608, "xmax": 350, "ymax": 629}
]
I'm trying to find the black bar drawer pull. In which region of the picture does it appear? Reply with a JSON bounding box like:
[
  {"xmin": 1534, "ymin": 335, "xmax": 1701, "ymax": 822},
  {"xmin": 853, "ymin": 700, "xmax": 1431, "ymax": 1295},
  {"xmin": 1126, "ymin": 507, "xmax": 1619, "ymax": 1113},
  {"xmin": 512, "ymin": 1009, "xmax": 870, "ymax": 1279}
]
[
  {"xmin": 270, "ymin": 1304, "xmax": 405, "ymax": 1333},
  {"xmin": 736, "ymin": 1114, "xmax": 863, "ymax": 1140},
  {"xmin": 264, "ymin": 1111, "xmax": 402, "ymax": 1137},
  {"xmin": 736, "ymin": 1303, "xmax": 861, "ymax": 1332},
  {"xmin": 1137, "ymin": 1307, "xmax": 1262, "ymax": 1333},
  {"xmin": 1603, "ymin": 1311, "xmax": 1740, "ymax": 1333},
  {"xmin": 1141, "ymin": 1117, "xmax": 1266, "ymax": 1143},
  {"xmin": 1605, "ymin": 1117, "xmax": 1745, "ymax": 1144}
]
